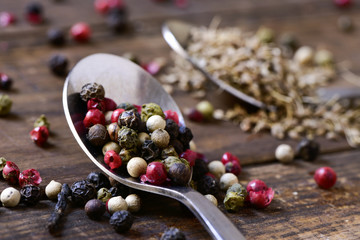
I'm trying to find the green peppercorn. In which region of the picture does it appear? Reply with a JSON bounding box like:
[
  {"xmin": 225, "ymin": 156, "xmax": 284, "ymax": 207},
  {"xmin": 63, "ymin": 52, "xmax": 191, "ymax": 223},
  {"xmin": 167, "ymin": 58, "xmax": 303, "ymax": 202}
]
[
  {"xmin": 0, "ymin": 94, "xmax": 12, "ymax": 116},
  {"xmin": 227, "ymin": 183, "xmax": 247, "ymax": 196},
  {"xmin": 119, "ymin": 147, "xmax": 138, "ymax": 163},
  {"xmin": 196, "ymin": 100, "xmax": 214, "ymax": 120},
  {"xmin": 314, "ymin": 49, "xmax": 334, "ymax": 67},
  {"xmin": 34, "ymin": 114, "xmax": 50, "ymax": 130},
  {"xmin": 163, "ymin": 156, "xmax": 187, "ymax": 171},
  {"xmin": 223, "ymin": 183, "xmax": 247, "ymax": 212},
  {"xmin": 117, "ymin": 102, "xmax": 136, "ymax": 111},
  {"xmin": 256, "ymin": 27, "xmax": 275, "ymax": 43},
  {"xmin": 102, "ymin": 142, "xmax": 121, "ymax": 155},
  {"xmin": 117, "ymin": 126, "xmax": 140, "ymax": 149},
  {"xmin": 97, "ymin": 187, "xmax": 112, "ymax": 203},
  {"xmin": 161, "ymin": 145, "xmax": 179, "ymax": 159},
  {"xmin": 141, "ymin": 103, "xmax": 165, "ymax": 122}
]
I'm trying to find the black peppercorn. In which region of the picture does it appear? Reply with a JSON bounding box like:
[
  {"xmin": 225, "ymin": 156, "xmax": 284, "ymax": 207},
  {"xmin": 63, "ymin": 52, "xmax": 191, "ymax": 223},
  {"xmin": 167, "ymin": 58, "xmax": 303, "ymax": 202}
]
[
  {"xmin": 80, "ymin": 82, "xmax": 105, "ymax": 101},
  {"xmin": 192, "ymin": 158, "xmax": 209, "ymax": 181},
  {"xmin": 0, "ymin": 74, "xmax": 13, "ymax": 90},
  {"xmin": 197, "ymin": 175, "xmax": 219, "ymax": 196},
  {"xmin": 106, "ymin": 8, "xmax": 127, "ymax": 33},
  {"xmin": 296, "ymin": 138, "xmax": 320, "ymax": 161},
  {"xmin": 109, "ymin": 183, "xmax": 130, "ymax": 198},
  {"xmin": 118, "ymin": 109, "xmax": 141, "ymax": 130},
  {"xmin": 47, "ymin": 28, "xmax": 66, "ymax": 46},
  {"xmin": 86, "ymin": 172, "xmax": 111, "ymax": 190},
  {"xmin": 109, "ymin": 210, "xmax": 134, "ymax": 233},
  {"xmin": 169, "ymin": 139, "xmax": 184, "ymax": 155},
  {"xmin": 165, "ymin": 119, "xmax": 179, "ymax": 139},
  {"xmin": 178, "ymin": 126, "xmax": 193, "ymax": 149},
  {"xmin": 117, "ymin": 126, "xmax": 140, "ymax": 149},
  {"xmin": 87, "ymin": 124, "xmax": 109, "ymax": 147},
  {"xmin": 71, "ymin": 180, "xmax": 96, "ymax": 206},
  {"xmin": 48, "ymin": 54, "xmax": 68, "ymax": 76},
  {"xmin": 26, "ymin": 2, "xmax": 43, "ymax": 15},
  {"xmin": 168, "ymin": 162, "xmax": 191, "ymax": 186},
  {"xmin": 116, "ymin": 102, "xmax": 136, "ymax": 111},
  {"xmin": 141, "ymin": 140, "xmax": 160, "ymax": 162},
  {"xmin": 20, "ymin": 185, "xmax": 41, "ymax": 206},
  {"xmin": 85, "ymin": 199, "xmax": 106, "ymax": 220},
  {"xmin": 160, "ymin": 227, "xmax": 186, "ymax": 240}
]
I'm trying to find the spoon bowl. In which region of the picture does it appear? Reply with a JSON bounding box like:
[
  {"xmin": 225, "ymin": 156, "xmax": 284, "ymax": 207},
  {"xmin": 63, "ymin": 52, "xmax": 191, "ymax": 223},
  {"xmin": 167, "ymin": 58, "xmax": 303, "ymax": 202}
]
[{"xmin": 63, "ymin": 53, "xmax": 246, "ymax": 240}]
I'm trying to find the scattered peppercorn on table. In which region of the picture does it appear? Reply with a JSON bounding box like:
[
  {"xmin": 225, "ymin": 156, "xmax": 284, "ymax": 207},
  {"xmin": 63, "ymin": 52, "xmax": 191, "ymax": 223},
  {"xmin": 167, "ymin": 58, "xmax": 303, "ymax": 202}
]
[{"xmin": 1, "ymin": 0, "xmax": 360, "ymax": 239}]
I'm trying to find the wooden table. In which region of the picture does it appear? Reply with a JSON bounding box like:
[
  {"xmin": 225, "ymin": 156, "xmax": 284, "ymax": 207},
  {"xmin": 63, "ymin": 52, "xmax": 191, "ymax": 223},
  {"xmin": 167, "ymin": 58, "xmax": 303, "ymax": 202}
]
[{"xmin": 1, "ymin": 0, "xmax": 360, "ymax": 239}]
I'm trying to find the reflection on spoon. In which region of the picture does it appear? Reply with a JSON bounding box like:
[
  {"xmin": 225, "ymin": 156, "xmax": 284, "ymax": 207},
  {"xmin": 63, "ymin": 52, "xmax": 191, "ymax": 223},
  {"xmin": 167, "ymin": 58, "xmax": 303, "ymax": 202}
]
[{"xmin": 63, "ymin": 53, "xmax": 246, "ymax": 240}]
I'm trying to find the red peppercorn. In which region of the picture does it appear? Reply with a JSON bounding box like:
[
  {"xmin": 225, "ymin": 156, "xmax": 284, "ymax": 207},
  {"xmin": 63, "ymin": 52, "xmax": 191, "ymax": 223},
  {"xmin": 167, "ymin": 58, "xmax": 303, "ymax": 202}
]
[
  {"xmin": 143, "ymin": 61, "xmax": 162, "ymax": 75},
  {"xmin": 111, "ymin": 108, "xmax": 125, "ymax": 123},
  {"xmin": 25, "ymin": 2, "xmax": 43, "ymax": 25},
  {"xmin": 104, "ymin": 150, "xmax": 122, "ymax": 170},
  {"xmin": 0, "ymin": 12, "xmax": 16, "ymax": 27},
  {"xmin": 221, "ymin": 152, "xmax": 242, "ymax": 175},
  {"xmin": 246, "ymin": 179, "xmax": 268, "ymax": 193},
  {"xmin": 140, "ymin": 162, "xmax": 167, "ymax": 185},
  {"xmin": 30, "ymin": 126, "xmax": 49, "ymax": 147},
  {"xmin": 2, "ymin": 161, "xmax": 20, "ymax": 185},
  {"xmin": 180, "ymin": 149, "xmax": 197, "ymax": 167},
  {"xmin": 246, "ymin": 179, "xmax": 274, "ymax": 208},
  {"xmin": 87, "ymin": 98, "xmax": 106, "ymax": 112},
  {"xmin": 74, "ymin": 121, "xmax": 86, "ymax": 136},
  {"xmin": 94, "ymin": 0, "xmax": 125, "ymax": 14},
  {"xmin": 164, "ymin": 110, "xmax": 179, "ymax": 125},
  {"xmin": 83, "ymin": 109, "xmax": 105, "ymax": 128},
  {"xmin": 334, "ymin": 0, "xmax": 352, "ymax": 8},
  {"xmin": 134, "ymin": 104, "xmax": 142, "ymax": 113},
  {"xmin": 187, "ymin": 108, "xmax": 204, "ymax": 122},
  {"xmin": 314, "ymin": 167, "xmax": 337, "ymax": 189},
  {"xmin": 19, "ymin": 169, "xmax": 42, "ymax": 188},
  {"xmin": 104, "ymin": 97, "xmax": 117, "ymax": 111},
  {"xmin": 70, "ymin": 22, "xmax": 91, "ymax": 43}
]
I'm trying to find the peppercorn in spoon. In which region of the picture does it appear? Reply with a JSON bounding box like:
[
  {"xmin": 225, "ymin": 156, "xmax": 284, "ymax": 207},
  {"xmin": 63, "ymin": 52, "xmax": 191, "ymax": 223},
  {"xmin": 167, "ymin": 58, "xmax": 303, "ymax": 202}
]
[{"xmin": 63, "ymin": 53, "xmax": 246, "ymax": 240}]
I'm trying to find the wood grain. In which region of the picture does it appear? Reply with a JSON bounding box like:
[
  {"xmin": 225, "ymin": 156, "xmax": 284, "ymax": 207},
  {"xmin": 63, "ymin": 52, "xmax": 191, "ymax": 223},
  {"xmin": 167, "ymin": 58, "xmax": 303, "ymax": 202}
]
[{"xmin": 1, "ymin": 0, "xmax": 360, "ymax": 239}]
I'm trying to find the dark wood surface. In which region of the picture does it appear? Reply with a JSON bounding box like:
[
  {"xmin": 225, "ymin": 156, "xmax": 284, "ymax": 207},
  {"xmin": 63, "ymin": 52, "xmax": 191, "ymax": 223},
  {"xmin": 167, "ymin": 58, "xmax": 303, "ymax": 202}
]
[{"xmin": 1, "ymin": 0, "xmax": 360, "ymax": 239}]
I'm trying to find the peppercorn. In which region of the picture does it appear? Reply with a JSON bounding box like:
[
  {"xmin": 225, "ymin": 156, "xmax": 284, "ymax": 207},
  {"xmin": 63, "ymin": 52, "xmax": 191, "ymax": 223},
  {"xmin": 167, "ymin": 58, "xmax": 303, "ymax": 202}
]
[
  {"xmin": 70, "ymin": 22, "xmax": 91, "ymax": 42},
  {"xmin": 106, "ymin": 8, "xmax": 127, "ymax": 33},
  {"xmin": 197, "ymin": 175, "xmax": 219, "ymax": 196},
  {"xmin": 25, "ymin": 2, "xmax": 43, "ymax": 24},
  {"xmin": 161, "ymin": 145, "xmax": 179, "ymax": 159},
  {"xmin": 0, "ymin": 73, "xmax": 13, "ymax": 90},
  {"xmin": 85, "ymin": 199, "xmax": 106, "ymax": 220},
  {"xmin": 117, "ymin": 102, "xmax": 136, "ymax": 111},
  {"xmin": 109, "ymin": 183, "xmax": 130, "ymax": 198},
  {"xmin": 168, "ymin": 162, "xmax": 191, "ymax": 185},
  {"xmin": 0, "ymin": 12, "xmax": 16, "ymax": 27},
  {"xmin": 19, "ymin": 168, "xmax": 42, "ymax": 188},
  {"xmin": 169, "ymin": 139, "xmax": 184, "ymax": 155},
  {"xmin": 87, "ymin": 124, "xmax": 108, "ymax": 147},
  {"xmin": 20, "ymin": 185, "xmax": 41, "ymax": 206},
  {"xmin": 163, "ymin": 156, "xmax": 189, "ymax": 171},
  {"xmin": 45, "ymin": 180, "xmax": 62, "ymax": 200},
  {"xmin": 220, "ymin": 173, "xmax": 239, "ymax": 191},
  {"xmin": 221, "ymin": 152, "xmax": 242, "ymax": 175},
  {"xmin": 178, "ymin": 126, "xmax": 193, "ymax": 149},
  {"xmin": 192, "ymin": 158, "xmax": 209, "ymax": 181},
  {"xmin": 118, "ymin": 109, "xmax": 141, "ymax": 130},
  {"xmin": 47, "ymin": 28, "xmax": 66, "ymax": 46},
  {"xmin": 294, "ymin": 46, "xmax": 314, "ymax": 65},
  {"xmin": 246, "ymin": 180, "xmax": 274, "ymax": 208},
  {"xmin": 80, "ymin": 82, "xmax": 105, "ymax": 101},
  {"xmin": 160, "ymin": 227, "xmax": 186, "ymax": 240},
  {"xmin": 141, "ymin": 103, "xmax": 165, "ymax": 122},
  {"xmin": 125, "ymin": 194, "xmax": 141, "ymax": 213},
  {"xmin": 83, "ymin": 109, "xmax": 105, "ymax": 128},
  {"xmin": 0, "ymin": 157, "xmax": 6, "ymax": 173},
  {"xmin": 275, "ymin": 144, "xmax": 294, "ymax": 164},
  {"xmin": 180, "ymin": 149, "xmax": 197, "ymax": 167},
  {"xmin": 187, "ymin": 108, "xmax": 204, "ymax": 122},
  {"xmin": 97, "ymin": 188, "xmax": 112, "ymax": 203},
  {"xmin": 314, "ymin": 49, "xmax": 334, "ymax": 67},
  {"xmin": 223, "ymin": 183, "xmax": 247, "ymax": 212},
  {"xmin": 102, "ymin": 141, "xmax": 121, "ymax": 155},
  {"xmin": 48, "ymin": 54, "xmax": 68, "ymax": 76},
  {"xmin": 140, "ymin": 162, "xmax": 167, "ymax": 185},
  {"xmin": 256, "ymin": 27, "xmax": 275, "ymax": 43},
  {"xmin": 141, "ymin": 140, "xmax": 160, "ymax": 162},
  {"xmin": 127, "ymin": 157, "xmax": 147, "ymax": 178},
  {"xmin": 337, "ymin": 15, "xmax": 354, "ymax": 33},
  {"xmin": 2, "ymin": 161, "xmax": 20, "ymax": 185},
  {"xmin": 86, "ymin": 172, "xmax": 111, "ymax": 190},
  {"xmin": 107, "ymin": 196, "xmax": 128, "ymax": 214},
  {"xmin": 208, "ymin": 160, "xmax": 225, "ymax": 179},
  {"xmin": 119, "ymin": 147, "xmax": 138, "ymax": 163},
  {"xmin": 165, "ymin": 119, "xmax": 179, "ymax": 139},
  {"xmin": 164, "ymin": 110, "xmax": 180, "ymax": 125},
  {"xmin": 107, "ymin": 122, "xmax": 120, "ymax": 141},
  {"xmin": 196, "ymin": 100, "xmax": 214, "ymax": 120},
  {"xmin": 104, "ymin": 111, "xmax": 113, "ymax": 124},
  {"xmin": 1, "ymin": 187, "xmax": 21, "ymax": 207},
  {"xmin": 146, "ymin": 115, "xmax": 166, "ymax": 132},
  {"xmin": 279, "ymin": 33, "xmax": 299, "ymax": 52},
  {"xmin": 87, "ymin": 98, "xmax": 106, "ymax": 112},
  {"xmin": 0, "ymin": 94, "xmax": 12, "ymax": 116},
  {"xmin": 138, "ymin": 132, "xmax": 150, "ymax": 144},
  {"xmin": 109, "ymin": 210, "xmax": 134, "ymax": 233},
  {"xmin": 111, "ymin": 108, "xmax": 125, "ymax": 123},
  {"xmin": 117, "ymin": 126, "xmax": 140, "ymax": 149},
  {"xmin": 34, "ymin": 114, "xmax": 50, "ymax": 130},
  {"xmin": 204, "ymin": 194, "xmax": 218, "ymax": 206},
  {"xmin": 71, "ymin": 180, "xmax": 96, "ymax": 206},
  {"xmin": 30, "ymin": 126, "xmax": 49, "ymax": 147},
  {"xmin": 314, "ymin": 166, "xmax": 337, "ymax": 189},
  {"xmin": 151, "ymin": 129, "xmax": 170, "ymax": 148},
  {"xmin": 296, "ymin": 138, "xmax": 320, "ymax": 161},
  {"xmin": 104, "ymin": 150, "xmax": 122, "ymax": 170}
]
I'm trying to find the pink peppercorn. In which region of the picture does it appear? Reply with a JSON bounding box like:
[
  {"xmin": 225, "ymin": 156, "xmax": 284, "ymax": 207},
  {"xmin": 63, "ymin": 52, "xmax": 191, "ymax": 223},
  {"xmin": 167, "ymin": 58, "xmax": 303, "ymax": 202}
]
[
  {"xmin": 140, "ymin": 162, "xmax": 167, "ymax": 185},
  {"xmin": 247, "ymin": 179, "xmax": 274, "ymax": 208},
  {"xmin": 30, "ymin": 126, "xmax": 49, "ymax": 147},
  {"xmin": 104, "ymin": 150, "xmax": 122, "ymax": 170},
  {"xmin": 0, "ymin": 12, "xmax": 16, "ymax": 27},
  {"xmin": 314, "ymin": 167, "xmax": 337, "ymax": 189},
  {"xmin": 187, "ymin": 108, "xmax": 204, "ymax": 122},
  {"xmin": 87, "ymin": 98, "xmax": 106, "ymax": 112},
  {"xmin": 19, "ymin": 169, "xmax": 42, "ymax": 188},
  {"xmin": 164, "ymin": 110, "xmax": 179, "ymax": 125},
  {"xmin": 134, "ymin": 104, "xmax": 142, "ymax": 113},
  {"xmin": 83, "ymin": 109, "xmax": 105, "ymax": 128},
  {"xmin": 111, "ymin": 108, "xmax": 125, "ymax": 123},
  {"xmin": 104, "ymin": 97, "xmax": 117, "ymax": 111},
  {"xmin": 2, "ymin": 161, "xmax": 20, "ymax": 185},
  {"xmin": 70, "ymin": 22, "xmax": 91, "ymax": 43},
  {"xmin": 180, "ymin": 149, "xmax": 197, "ymax": 167},
  {"xmin": 94, "ymin": 0, "xmax": 125, "ymax": 14},
  {"xmin": 221, "ymin": 152, "xmax": 242, "ymax": 175}
]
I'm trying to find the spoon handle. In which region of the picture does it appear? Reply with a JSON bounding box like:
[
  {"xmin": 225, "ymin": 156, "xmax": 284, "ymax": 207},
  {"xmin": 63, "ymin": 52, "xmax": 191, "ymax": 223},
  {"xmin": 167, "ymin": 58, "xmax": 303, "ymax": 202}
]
[{"xmin": 179, "ymin": 188, "xmax": 246, "ymax": 240}]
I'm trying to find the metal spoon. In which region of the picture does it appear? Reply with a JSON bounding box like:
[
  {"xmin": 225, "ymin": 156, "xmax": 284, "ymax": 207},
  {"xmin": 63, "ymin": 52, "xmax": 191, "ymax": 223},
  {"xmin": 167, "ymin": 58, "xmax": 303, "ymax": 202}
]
[
  {"xmin": 162, "ymin": 19, "xmax": 270, "ymax": 110},
  {"xmin": 63, "ymin": 53, "xmax": 246, "ymax": 240}
]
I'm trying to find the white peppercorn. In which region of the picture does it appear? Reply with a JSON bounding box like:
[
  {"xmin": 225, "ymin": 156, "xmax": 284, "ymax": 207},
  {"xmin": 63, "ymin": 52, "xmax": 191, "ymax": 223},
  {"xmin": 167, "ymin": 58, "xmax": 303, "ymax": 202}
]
[
  {"xmin": 275, "ymin": 144, "xmax": 294, "ymax": 163},
  {"xmin": 294, "ymin": 46, "xmax": 314, "ymax": 65},
  {"xmin": 189, "ymin": 140, "xmax": 197, "ymax": 151},
  {"xmin": 146, "ymin": 115, "xmax": 166, "ymax": 132},
  {"xmin": 102, "ymin": 141, "xmax": 121, "ymax": 155},
  {"xmin": 45, "ymin": 180, "xmax": 62, "ymax": 200},
  {"xmin": 125, "ymin": 194, "xmax": 141, "ymax": 213},
  {"xmin": 219, "ymin": 173, "xmax": 239, "ymax": 191},
  {"xmin": 151, "ymin": 129, "xmax": 170, "ymax": 148},
  {"xmin": 138, "ymin": 132, "xmax": 150, "ymax": 144},
  {"xmin": 104, "ymin": 111, "xmax": 113, "ymax": 125},
  {"xmin": 1, "ymin": 187, "xmax": 21, "ymax": 207},
  {"xmin": 204, "ymin": 194, "xmax": 218, "ymax": 206},
  {"xmin": 314, "ymin": 49, "xmax": 333, "ymax": 67},
  {"xmin": 127, "ymin": 157, "xmax": 147, "ymax": 178},
  {"xmin": 208, "ymin": 160, "xmax": 225, "ymax": 179},
  {"xmin": 107, "ymin": 196, "xmax": 128, "ymax": 214}
]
